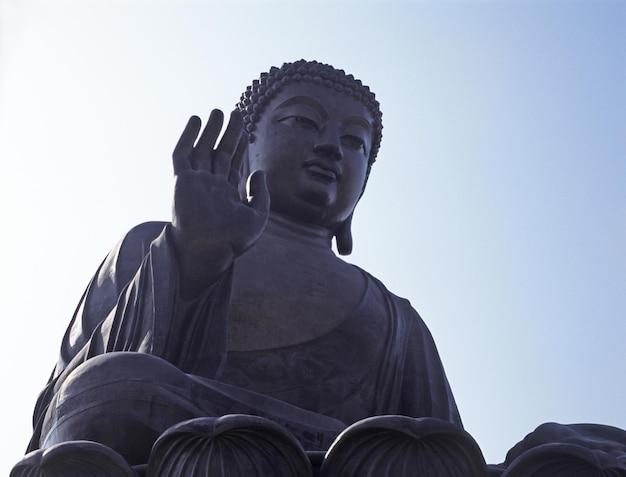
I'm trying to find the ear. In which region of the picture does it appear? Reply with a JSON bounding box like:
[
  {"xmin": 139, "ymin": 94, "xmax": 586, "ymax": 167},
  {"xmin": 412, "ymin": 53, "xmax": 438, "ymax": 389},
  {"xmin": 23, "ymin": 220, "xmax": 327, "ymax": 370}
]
[{"xmin": 335, "ymin": 213, "xmax": 353, "ymax": 256}]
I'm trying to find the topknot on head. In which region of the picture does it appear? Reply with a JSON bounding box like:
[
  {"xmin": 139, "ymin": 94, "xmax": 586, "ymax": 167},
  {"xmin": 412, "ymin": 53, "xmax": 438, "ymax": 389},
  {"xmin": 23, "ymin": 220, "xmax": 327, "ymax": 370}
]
[{"xmin": 237, "ymin": 60, "xmax": 383, "ymax": 168}]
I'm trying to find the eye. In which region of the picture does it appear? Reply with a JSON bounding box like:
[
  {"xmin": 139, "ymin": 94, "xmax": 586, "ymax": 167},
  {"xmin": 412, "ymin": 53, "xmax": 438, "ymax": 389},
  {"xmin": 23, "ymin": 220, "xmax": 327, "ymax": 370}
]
[
  {"xmin": 279, "ymin": 116, "xmax": 319, "ymax": 130},
  {"xmin": 341, "ymin": 135, "xmax": 366, "ymax": 154}
]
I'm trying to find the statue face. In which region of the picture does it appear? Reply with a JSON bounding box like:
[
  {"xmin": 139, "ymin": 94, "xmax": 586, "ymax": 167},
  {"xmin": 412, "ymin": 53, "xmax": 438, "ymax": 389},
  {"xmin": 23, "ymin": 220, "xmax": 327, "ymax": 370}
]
[{"xmin": 248, "ymin": 82, "xmax": 373, "ymax": 230}]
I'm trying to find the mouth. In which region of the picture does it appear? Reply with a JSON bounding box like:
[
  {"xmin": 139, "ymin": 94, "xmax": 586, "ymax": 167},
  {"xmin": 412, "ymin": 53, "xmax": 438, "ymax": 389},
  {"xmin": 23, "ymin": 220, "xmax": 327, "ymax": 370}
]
[{"xmin": 304, "ymin": 163, "xmax": 341, "ymax": 183}]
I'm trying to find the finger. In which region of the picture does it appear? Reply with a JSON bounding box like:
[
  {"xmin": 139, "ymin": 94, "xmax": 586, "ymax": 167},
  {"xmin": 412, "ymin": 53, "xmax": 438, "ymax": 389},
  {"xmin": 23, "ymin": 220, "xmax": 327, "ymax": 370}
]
[
  {"xmin": 212, "ymin": 110, "xmax": 243, "ymax": 175},
  {"xmin": 194, "ymin": 109, "xmax": 224, "ymax": 172},
  {"xmin": 228, "ymin": 132, "xmax": 248, "ymax": 187},
  {"xmin": 217, "ymin": 110, "xmax": 244, "ymax": 155},
  {"xmin": 172, "ymin": 116, "xmax": 201, "ymax": 174},
  {"xmin": 196, "ymin": 109, "xmax": 224, "ymax": 150},
  {"xmin": 246, "ymin": 170, "xmax": 270, "ymax": 218}
]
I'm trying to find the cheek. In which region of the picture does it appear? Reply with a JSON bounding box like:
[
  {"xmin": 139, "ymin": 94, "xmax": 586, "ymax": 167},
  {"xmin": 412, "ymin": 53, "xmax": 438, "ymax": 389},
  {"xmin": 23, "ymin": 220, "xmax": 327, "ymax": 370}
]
[
  {"xmin": 344, "ymin": 161, "xmax": 368, "ymax": 193},
  {"xmin": 251, "ymin": 131, "xmax": 299, "ymax": 165},
  {"xmin": 247, "ymin": 138, "xmax": 280, "ymax": 172}
]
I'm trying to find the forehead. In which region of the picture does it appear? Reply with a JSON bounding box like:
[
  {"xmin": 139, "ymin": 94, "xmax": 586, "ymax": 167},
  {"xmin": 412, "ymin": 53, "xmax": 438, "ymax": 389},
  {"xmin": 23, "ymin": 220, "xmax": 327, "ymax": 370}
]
[{"xmin": 266, "ymin": 82, "xmax": 373, "ymax": 125}]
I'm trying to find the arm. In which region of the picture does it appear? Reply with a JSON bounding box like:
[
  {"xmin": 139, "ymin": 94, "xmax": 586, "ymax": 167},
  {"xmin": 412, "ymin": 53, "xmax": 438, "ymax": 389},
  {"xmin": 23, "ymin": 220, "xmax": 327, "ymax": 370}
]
[
  {"xmin": 69, "ymin": 110, "xmax": 270, "ymax": 368},
  {"xmin": 31, "ymin": 111, "xmax": 270, "ymax": 447},
  {"xmin": 54, "ymin": 221, "xmax": 168, "ymax": 375},
  {"xmin": 400, "ymin": 310, "xmax": 463, "ymax": 427}
]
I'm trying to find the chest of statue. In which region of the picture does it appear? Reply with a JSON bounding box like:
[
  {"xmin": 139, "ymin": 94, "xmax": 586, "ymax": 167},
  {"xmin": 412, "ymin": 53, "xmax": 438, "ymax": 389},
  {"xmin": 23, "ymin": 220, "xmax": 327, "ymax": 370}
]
[
  {"xmin": 228, "ymin": 233, "xmax": 366, "ymax": 351},
  {"xmin": 222, "ymin": 254, "xmax": 390, "ymax": 423}
]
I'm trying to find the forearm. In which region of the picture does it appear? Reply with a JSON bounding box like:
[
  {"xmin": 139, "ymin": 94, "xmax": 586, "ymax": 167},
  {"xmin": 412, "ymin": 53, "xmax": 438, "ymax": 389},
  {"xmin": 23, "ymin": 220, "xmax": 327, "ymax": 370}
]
[{"xmin": 170, "ymin": 223, "xmax": 238, "ymax": 300}]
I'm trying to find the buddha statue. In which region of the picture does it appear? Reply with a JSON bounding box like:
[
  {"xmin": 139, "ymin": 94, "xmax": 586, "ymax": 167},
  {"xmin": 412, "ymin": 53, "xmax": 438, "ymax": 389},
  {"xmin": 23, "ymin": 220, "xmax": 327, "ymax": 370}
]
[
  {"xmin": 14, "ymin": 60, "xmax": 626, "ymax": 477},
  {"xmin": 14, "ymin": 60, "xmax": 467, "ymax": 476}
]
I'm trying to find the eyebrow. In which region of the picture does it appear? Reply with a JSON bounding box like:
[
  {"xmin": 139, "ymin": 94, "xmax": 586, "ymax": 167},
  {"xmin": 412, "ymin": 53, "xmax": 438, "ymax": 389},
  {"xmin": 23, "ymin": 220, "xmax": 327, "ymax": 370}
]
[
  {"xmin": 345, "ymin": 116, "xmax": 372, "ymax": 134},
  {"xmin": 272, "ymin": 96, "xmax": 327, "ymax": 120}
]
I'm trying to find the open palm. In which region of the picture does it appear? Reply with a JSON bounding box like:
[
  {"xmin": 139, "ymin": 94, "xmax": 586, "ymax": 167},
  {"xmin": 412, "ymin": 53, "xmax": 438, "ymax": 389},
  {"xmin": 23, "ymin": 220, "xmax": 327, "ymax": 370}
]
[{"xmin": 171, "ymin": 110, "xmax": 270, "ymax": 298}]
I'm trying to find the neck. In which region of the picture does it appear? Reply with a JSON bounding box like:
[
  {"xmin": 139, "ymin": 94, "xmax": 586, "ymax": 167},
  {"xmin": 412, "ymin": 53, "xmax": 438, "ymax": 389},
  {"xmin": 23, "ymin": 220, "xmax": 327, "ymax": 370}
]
[{"xmin": 264, "ymin": 212, "xmax": 334, "ymax": 250}]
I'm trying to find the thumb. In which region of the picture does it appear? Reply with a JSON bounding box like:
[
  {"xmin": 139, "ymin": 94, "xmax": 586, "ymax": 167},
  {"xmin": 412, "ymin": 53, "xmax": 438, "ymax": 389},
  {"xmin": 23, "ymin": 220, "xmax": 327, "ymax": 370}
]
[{"xmin": 246, "ymin": 170, "xmax": 270, "ymax": 216}]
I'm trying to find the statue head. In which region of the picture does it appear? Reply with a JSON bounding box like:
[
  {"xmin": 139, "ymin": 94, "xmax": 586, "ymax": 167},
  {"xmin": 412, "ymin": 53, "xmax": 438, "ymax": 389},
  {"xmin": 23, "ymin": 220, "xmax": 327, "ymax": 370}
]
[
  {"xmin": 237, "ymin": 60, "xmax": 383, "ymax": 254},
  {"xmin": 237, "ymin": 60, "xmax": 383, "ymax": 174}
]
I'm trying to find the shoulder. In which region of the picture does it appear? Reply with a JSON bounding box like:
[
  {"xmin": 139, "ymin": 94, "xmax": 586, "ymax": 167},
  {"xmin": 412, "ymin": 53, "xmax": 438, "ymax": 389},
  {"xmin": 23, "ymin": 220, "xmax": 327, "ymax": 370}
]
[
  {"xmin": 360, "ymin": 265, "xmax": 447, "ymax": 345},
  {"xmin": 348, "ymin": 264, "xmax": 435, "ymax": 342},
  {"xmin": 123, "ymin": 221, "xmax": 170, "ymax": 243},
  {"xmin": 98, "ymin": 221, "xmax": 170, "ymax": 285},
  {"xmin": 115, "ymin": 221, "xmax": 169, "ymax": 256},
  {"xmin": 353, "ymin": 264, "xmax": 419, "ymax": 317}
]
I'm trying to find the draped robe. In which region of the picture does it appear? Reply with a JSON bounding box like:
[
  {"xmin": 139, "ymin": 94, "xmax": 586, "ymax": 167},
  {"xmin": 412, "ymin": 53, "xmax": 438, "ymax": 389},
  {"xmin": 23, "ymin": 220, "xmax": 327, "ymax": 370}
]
[{"xmin": 29, "ymin": 221, "xmax": 461, "ymax": 459}]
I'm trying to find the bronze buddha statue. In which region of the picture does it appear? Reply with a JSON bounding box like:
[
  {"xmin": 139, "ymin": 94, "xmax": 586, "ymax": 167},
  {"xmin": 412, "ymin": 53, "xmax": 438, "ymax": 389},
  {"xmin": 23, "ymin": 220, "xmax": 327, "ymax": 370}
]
[{"xmin": 19, "ymin": 61, "xmax": 460, "ymax": 474}]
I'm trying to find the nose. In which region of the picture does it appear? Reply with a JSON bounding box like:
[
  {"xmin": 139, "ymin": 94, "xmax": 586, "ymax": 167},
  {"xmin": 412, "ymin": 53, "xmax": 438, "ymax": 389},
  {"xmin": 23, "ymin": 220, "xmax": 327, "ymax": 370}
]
[{"xmin": 313, "ymin": 124, "xmax": 343, "ymax": 161}]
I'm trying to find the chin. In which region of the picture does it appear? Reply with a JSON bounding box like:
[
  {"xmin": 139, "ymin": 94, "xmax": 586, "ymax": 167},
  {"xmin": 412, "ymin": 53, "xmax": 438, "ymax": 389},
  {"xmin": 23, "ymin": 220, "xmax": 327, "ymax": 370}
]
[
  {"xmin": 275, "ymin": 199, "xmax": 333, "ymax": 229},
  {"xmin": 300, "ymin": 188, "xmax": 332, "ymax": 208},
  {"xmin": 269, "ymin": 184, "xmax": 349, "ymax": 229},
  {"xmin": 299, "ymin": 177, "xmax": 339, "ymax": 205}
]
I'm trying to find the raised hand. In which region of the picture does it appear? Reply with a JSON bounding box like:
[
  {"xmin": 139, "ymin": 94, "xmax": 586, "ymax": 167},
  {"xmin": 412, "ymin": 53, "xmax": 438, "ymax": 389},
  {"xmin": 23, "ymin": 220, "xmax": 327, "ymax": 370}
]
[{"xmin": 171, "ymin": 109, "xmax": 270, "ymax": 298}]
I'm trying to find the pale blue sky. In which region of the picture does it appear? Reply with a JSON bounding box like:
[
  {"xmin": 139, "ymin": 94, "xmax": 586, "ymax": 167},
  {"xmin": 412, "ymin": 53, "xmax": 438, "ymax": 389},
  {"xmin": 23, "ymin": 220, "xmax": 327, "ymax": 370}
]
[{"xmin": 1, "ymin": 0, "xmax": 624, "ymax": 472}]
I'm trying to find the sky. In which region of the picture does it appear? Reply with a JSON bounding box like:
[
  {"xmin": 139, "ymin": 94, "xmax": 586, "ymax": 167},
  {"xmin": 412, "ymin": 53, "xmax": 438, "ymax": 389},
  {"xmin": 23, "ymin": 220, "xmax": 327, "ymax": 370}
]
[{"xmin": 1, "ymin": 0, "xmax": 625, "ymax": 473}]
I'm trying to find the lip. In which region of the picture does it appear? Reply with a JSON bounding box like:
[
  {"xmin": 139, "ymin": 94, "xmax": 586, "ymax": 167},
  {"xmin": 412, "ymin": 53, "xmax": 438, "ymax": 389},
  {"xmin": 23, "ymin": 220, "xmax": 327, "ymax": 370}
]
[{"xmin": 304, "ymin": 161, "xmax": 341, "ymax": 182}]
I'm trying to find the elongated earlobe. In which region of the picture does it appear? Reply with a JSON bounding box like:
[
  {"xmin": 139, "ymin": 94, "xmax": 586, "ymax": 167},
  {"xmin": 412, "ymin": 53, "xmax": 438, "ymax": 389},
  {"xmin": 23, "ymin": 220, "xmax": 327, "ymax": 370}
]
[{"xmin": 335, "ymin": 214, "xmax": 353, "ymax": 256}]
